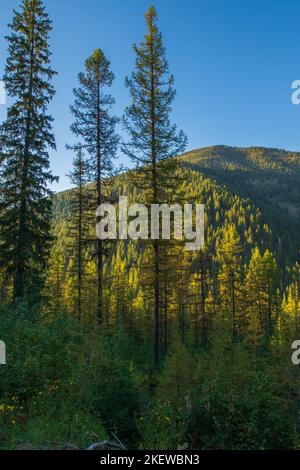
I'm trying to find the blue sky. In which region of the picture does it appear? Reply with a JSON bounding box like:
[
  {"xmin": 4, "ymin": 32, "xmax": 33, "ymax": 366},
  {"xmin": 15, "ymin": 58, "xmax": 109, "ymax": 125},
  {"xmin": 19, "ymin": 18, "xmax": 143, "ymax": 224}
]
[{"xmin": 1, "ymin": 0, "xmax": 300, "ymax": 192}]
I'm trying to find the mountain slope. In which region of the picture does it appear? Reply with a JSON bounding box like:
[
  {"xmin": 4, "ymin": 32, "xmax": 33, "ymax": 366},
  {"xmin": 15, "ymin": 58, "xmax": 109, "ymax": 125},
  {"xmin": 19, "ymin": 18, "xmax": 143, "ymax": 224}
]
[
  {"xmin": 52, "ymin": 145, "xmax": 300, "ymax": 282},
  {"xmin": 180, "ymin": 145, "xmax": 300, "ymax": 220}
]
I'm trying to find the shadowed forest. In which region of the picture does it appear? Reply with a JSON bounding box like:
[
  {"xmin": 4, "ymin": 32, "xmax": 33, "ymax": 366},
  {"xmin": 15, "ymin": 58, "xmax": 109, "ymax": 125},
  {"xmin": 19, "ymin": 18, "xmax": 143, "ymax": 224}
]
[{"xmin": 0, "ymin": 0, "xmax": 300, "ymax": 450}]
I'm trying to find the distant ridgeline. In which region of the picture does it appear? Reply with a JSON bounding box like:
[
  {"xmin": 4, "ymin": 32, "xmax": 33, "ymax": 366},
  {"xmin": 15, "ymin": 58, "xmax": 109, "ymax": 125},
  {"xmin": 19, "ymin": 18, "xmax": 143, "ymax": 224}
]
[
  {"xmin": 180, "ymin": 145, "xmax": 300, "ymax": 270},
  {"xmin": 181, "ymin": 145, "xmax": 300, "ymax": 220},
  {"xmin": 52, "ymin": 146, "xmax": 300, "ymax": 281}
]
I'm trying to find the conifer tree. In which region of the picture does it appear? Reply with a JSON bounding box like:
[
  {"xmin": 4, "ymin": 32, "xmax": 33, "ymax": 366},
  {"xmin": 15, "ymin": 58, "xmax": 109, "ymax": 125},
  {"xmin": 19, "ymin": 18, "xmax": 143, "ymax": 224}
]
[
  {"xmin": 67, "ymin": 145, "xmax": 91, "ymax": 321},
  {"xmin": 245, "ymin": 247, "xmax": 265, "ymax": 346},
  {"xmin": 282, "ymin": 262, "xmax": 300, "ymax": 337},
  {"xmin": 0, "ymin": 0, "xmax": 57, "ymax": 300},
  {"xmin": 261, "ymin": 249, "xmax": 279, "ymax": 338},
  {"xmin": 192, "ymin": 249, "xmax": 212, "ymax": 349},
  {"xmin": 43, "ymin": 245, "xmax": 66, "ymax": 314},
  {"xmin": 84, "ymin": 259, "xmax": 98, "ymax": 322},
  {"xmin": 217, "ymin": 224, "xmax": 243, "ymax": 340},
  {"xmin": 123, "ymin": 6, "xmax": 187, "ymax": 363},
  {"xmin": 159, "ymin": 246, "xmax": 178, "ymax": 356},
  {"xmin": 69, "ymin": 49, "xmax": 119, "ymax": 323},
  {"xmin": 245, "ymin": 248, "xmax": 279, "ymax": 344}
]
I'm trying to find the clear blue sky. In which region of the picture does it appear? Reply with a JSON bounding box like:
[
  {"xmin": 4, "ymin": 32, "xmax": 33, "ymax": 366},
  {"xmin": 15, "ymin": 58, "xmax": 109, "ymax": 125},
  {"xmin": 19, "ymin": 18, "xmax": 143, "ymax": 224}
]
[{"xmin": 1, "ymin": 0, "xmax": 300, "ymax": 192}]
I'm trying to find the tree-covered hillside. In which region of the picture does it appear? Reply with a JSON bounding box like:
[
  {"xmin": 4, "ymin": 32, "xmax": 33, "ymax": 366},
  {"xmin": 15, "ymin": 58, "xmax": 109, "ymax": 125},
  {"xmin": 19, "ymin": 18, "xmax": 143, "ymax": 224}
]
[
  {"xmin": 52, "ymin": 145, "xmax": 300, "ymax": 279},
  {"xmin": 181, "ymin": 145, "xmax": 300, "ymax": 220}
]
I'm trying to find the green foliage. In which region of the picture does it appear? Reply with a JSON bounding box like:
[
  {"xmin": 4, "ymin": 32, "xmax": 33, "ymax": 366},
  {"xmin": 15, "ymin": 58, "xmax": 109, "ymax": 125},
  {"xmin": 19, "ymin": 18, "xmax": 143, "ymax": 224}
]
[
  {"xmin": 181, "ymin": 145, "xmax": 300, "ymax": 272},
  {"xmin": 0, "ymin": 0, "xmax": 57, "ymax": 301},
  {"xmin": 139, "ymin": 340, "xmax": 195, "ymax": 449},
  {"xmin": 0, "ymin": 302, "xmax": 108, "ymax": 449},
  {"xmin": 140, "ymin": 340, "xmax": 298, "ymax": 450},
  {"xmin": 0, "ymin": 303, "xmax": 78, "ymax": 402},
  {"xmin": 187, "ymin": 342, "xmax": 295, "ymax": 450},
  {"xmin": 86, "ymin": 334, "xmax": 145, "ymax": 446}
]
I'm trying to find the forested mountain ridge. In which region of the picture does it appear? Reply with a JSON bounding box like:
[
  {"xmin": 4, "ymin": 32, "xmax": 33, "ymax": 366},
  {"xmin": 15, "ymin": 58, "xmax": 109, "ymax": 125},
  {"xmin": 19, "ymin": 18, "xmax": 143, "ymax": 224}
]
[
  {"xmin": 180, "ymin": 145, "xmax": 300, "ymax": 219},
  {"xmin": 52, "ymin": 145, "xmax": 300, "ymax": 277}
]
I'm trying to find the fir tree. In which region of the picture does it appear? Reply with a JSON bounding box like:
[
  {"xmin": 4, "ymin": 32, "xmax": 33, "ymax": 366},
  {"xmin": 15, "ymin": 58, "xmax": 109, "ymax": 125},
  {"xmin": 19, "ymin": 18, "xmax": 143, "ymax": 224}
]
[
  {"xmin": 69, "ymin": 49, "xmax": 119, "ymax": 323},
  {"xmin": 123, "ymin": 6, "xmax": 187, "ymax": 362},
  {"xmin": 0, "ymin": 0, "xmax": 57, "ymax": 301}
]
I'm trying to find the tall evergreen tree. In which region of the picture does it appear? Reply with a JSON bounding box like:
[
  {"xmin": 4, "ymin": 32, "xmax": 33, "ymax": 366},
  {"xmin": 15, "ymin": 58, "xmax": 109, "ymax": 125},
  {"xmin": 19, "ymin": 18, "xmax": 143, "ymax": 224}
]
[
  {"xmin": 67, "ymin": 145, "xmax": 91, "ymax": 321},
  {"xmin": 123, "ymin": 6, "xmax": 187, "ymax": 363},
  {"xmin": 217, "ymin": 224, "xmax": 243, "ymax": 340},
  {"xmin": 261, "ymin": 249, "xmax": 279, "ymax": 338},
  {"xmin": 282, "ymin": 262, "xmax": 300, "ymax": 337},
  {"xmin": 43, "ymin": 245, "xmax": 66, "ymax": 314},
  {"xmin": 0, "ymin": 0, "xmax": 57, "ymax": 300},
  {"xmin": 245, "ymin": 248, "xmax": 279, "ymax": 343},
  {"xmin": 245, "ymin": 247, "xmax": 265, "ymax": 346},
  {"xmin": 69, "ymin": 49, "xmax": 119, "ymax": 323},
  {"xmin": 192, "ymin": 249, "xmax": 212, "ymax": 349}
]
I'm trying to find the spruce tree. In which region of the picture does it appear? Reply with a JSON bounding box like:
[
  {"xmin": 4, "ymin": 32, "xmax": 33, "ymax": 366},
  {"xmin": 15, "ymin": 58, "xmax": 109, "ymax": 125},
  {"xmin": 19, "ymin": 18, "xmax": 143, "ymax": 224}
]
[
  {"xmin": 69, "ymin": 49, "xmax": 119, "ymax": 324},
  {"xmin": 0, "ymin": 0, "xmax": 57, "ymax": 301},
  {"xmin": 123, "ymin": 6, "xmax": 187, "ymax": 363}
]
